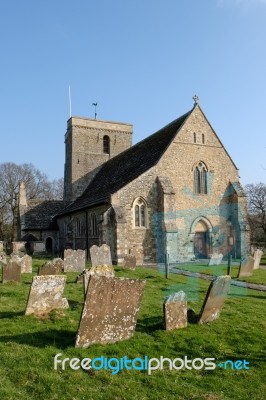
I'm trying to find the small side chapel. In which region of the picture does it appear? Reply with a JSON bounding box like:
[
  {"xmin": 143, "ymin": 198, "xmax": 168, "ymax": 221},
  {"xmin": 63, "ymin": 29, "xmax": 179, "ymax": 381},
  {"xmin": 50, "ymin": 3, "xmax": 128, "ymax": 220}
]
[{"xmin": 19, "ymin": 97, "xmax": 250, "ymax": 264}]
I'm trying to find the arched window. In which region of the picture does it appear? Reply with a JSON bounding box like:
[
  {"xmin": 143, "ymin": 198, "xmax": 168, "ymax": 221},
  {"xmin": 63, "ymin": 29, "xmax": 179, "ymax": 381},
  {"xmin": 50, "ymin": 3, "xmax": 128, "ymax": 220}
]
[
  {"xmin": 193, "ymin": 162, "xmax": 208, "ymax": 194},
  {"xmin": 133, "ymin": 198, "xmax": 147, "ymax": 228},
  {"xmin": 193, "ymin": 132, "xmax": 196, "ymax": 143},
  {"xmin": 103, "ymin": 135, "xmax": 110, "ymax": 154},
  {"xmin": 75, "ymin": 219, "xmax": 81, "ymax": 237},
  {"xmin": 202, "ymin": 133, "xmax": 205, "ymax": 144}
]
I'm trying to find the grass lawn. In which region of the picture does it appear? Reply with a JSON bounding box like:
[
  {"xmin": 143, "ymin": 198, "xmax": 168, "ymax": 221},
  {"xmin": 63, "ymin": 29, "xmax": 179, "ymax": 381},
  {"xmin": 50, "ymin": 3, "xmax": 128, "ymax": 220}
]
[{"xmin": 0, "ymin": 260, "xmax": 265, "ymax": 400}]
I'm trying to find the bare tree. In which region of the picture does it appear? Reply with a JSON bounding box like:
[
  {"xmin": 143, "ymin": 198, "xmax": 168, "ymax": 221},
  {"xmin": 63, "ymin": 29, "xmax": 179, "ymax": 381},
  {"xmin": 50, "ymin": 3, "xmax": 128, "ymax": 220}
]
[
  {"xmin": 245, "ymin": 183, "xmax": 266, "ymax": 246},
  {"xmin": 0, "ymin": 162, "xmax": 63, "ymax": 242}
]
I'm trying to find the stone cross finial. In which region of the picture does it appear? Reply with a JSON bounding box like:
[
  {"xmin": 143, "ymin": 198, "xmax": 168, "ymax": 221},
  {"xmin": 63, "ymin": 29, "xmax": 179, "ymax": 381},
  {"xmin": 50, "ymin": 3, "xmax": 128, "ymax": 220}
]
[{"xmin": 193, "ymin": 95, "xmax": 199, "ymax": 105}]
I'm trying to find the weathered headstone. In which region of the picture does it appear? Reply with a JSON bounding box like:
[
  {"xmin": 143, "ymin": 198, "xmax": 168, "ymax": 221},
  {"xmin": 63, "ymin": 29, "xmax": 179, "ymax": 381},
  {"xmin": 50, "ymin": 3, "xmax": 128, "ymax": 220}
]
[
  {"xmin": 90, "ymin": 244, "xmax": 112, "ymax": 268},
  {"xmin": 12, "ymin": 241, "xmax": 26, "ymax": 254},
  {"xmin": 2, "ymin": 260, "xmax": 21, "ymax": 283},
  {"xmin": 80, "ymin": 265, "xmax": 115, "ymax": 297},
  {"xmin": 0, "ymin": 241, "xmax": 4, "ymax": 252},
  {"xmin": 11, "ymin": 254, "xmax": 32, "ymax": 273},
  {"xmin": 63, "ymin": 249, "xmax": 85, "ymax": 272},
  {"xmin": 33, "ymin": 241, "xmax": 46, "ymax": 255},
  {"xmin": 75, "ymin": 275, "xmax": 146, "ymax": 347},
  {"xmin": 208, "ymin": 253, "xmax": 223, "ymax": 266},
  {"xmin": 253, "ymin": 249, "xmax": 263, "ymax": 270},
  {"xmin": 39, "ymin": 258, "xmax": 63, "ymax": 275},
  {"xmin": 0, "ymin": 252, "xmax": 7, "ymax": 265},
  {"xmin": 25, "ymin": 275, "xmax": 69, "ymax": 315},
  {"xmin": 123, "ymin": 255, "xmax": 137, "ymax": 270},
  {"xmin": 198, "ymin": 275, "xmax": 231, "ymax": 324},
  {"xmin": 237, "ymin": 256, "xmax": 255, "ymax": 278},
  {"xmin": 163, "ymin": 290, "xmax": 187, "ymax": 330}
]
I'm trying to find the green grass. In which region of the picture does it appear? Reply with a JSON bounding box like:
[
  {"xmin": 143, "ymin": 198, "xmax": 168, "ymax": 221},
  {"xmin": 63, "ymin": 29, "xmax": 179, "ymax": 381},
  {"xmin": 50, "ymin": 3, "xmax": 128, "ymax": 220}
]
[{"xmin": 0, "ymin": 260, "xmax": 265, "ymax": 400}]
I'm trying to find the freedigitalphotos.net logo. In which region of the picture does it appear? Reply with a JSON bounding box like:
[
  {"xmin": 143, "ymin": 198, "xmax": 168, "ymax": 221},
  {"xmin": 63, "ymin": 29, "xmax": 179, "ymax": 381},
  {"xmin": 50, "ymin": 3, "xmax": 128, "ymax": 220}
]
[{"xmin": 54, "ymin": 354, "xmax": 250, "ymax": 375}]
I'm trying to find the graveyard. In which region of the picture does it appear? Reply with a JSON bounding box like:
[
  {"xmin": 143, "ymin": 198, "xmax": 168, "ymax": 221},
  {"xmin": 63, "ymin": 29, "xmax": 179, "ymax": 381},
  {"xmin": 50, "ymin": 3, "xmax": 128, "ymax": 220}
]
[{"xmin": 0, "ymin": 252, "xmax": 265, "ymax": 400}]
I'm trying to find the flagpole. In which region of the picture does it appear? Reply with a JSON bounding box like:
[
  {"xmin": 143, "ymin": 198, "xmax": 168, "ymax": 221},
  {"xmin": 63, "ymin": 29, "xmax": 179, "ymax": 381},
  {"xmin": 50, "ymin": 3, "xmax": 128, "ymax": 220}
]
[{"xmin": 69, "ymin": 85, "xmax": 72, "ymax": 117}]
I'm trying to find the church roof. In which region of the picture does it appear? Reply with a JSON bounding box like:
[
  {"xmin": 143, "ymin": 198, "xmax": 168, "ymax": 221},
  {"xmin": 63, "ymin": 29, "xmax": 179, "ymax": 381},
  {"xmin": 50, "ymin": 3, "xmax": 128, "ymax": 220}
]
[
  {"xmin": 23, "ymin": 200, "xmax": 64, "ymax": 230},
  {"xmin": 57, "ymin": 108, "xmax": 193, "ymax": 216}
]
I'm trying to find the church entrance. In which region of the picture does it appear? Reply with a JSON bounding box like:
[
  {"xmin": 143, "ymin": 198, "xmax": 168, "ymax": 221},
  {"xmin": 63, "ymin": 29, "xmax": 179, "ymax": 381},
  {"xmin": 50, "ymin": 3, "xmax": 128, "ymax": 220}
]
[
  {"xmin": 45, "ymin": 237, "xmax": 53, "ymax": 255},
  {"xmin": 193, "ymin": 220, "xmax": 210, "ymax": 259}
]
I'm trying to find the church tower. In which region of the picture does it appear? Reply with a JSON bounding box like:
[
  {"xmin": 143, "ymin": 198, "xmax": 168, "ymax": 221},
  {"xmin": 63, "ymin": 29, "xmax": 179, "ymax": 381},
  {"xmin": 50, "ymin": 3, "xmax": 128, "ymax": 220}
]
[{"xmin": 64, "ymin": 116, "xmax": 133, "ymax": 202}]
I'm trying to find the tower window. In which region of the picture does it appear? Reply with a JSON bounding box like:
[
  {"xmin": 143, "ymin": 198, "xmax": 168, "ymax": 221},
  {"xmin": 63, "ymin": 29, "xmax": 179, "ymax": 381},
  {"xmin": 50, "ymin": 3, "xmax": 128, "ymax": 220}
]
[
  {"xmin": 202, "ymin": 133, "xmax": 205, "ymax": 144},
  {"xmin": 193, "ymin": 132, "xmax": 196, "ymax": 143},
  {"xmin": 103, "ymin": 135, "xmax": 110, "ymax": 154},
  {"xmin": 193, "ymin": 162, "xmax": 208, "ymax": 194}
]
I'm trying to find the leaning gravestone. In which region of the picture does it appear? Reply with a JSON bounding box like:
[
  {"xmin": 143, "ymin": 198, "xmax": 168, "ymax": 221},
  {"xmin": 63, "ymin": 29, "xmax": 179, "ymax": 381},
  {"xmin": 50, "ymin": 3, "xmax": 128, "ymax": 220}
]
[
  {"xmin": 2, "ymin": 260, "xmax": 21, "ymax": 283},
  {"xmin": 64, "ymin": 249, "xmax": 85, "ymax": 272},
  {"xmin": 163, "ymin": 290, "xmax": 187, "ymax": 330},
  {"xmin": 25, "ymin": 275, "xmax": 69, "ymax": 315},
  {"xmin": 237, "ymin": 256, "xmax": 255, "ymax": 278},
  {"xmin": 90, "ymin": 244, "xmax": 112, "ymax": 268},
  {"xmin": 253, "ymin": 249, "xmax": 263, "ymax": 270},
  {"xmin": 123, "ymin": 255, "xmax": 137, "ymax": 270},
  {"xmin": 208, "ymin": 253, "xmax": 223, "ymax": 266},
  {"xmin": 39, "ymin": 258, "xmax": 63, "ymax": 275},
  {"xmin": 198, "ymin": 275, "xmax": 231, "ymax": 324},
  {"xmin": 75, "ymin": 275, "xmax": 146, "ymax": 347},
  {"xmin": 81, "ymin": 265, "xmax": 115, "ymax": 297}
]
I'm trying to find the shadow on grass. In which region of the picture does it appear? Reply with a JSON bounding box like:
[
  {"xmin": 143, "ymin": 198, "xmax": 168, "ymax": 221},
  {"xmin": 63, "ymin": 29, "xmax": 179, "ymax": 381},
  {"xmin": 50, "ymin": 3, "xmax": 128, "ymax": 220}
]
[
  {"xmin": 0, "ymin": 329, "xmax": 76, "ymax": 348},
  {"xmin": 0, "ymin": 311, "xmax": 24, "ymax": 319},
  {"xmin": 136, "ymin": 316, "xmax": 163, "ymax": 333}
]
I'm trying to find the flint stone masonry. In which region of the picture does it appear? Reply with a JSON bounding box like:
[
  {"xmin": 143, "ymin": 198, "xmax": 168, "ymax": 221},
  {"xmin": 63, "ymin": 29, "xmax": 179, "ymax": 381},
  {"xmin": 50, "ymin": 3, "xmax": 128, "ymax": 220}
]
[
  {"xmin": 39, "ymin": 258, "xmax": 64, "ymax": 275},
  {"xmin": 123, "ymin": 255, "xmax": 137, "ymax": 270},
  {"xmin": 2, "ymin": 261, "xmax": 21, "ymax": 283},
  {"xmin": 199, "ymin": 275, "xmax": 231, "ymax": 324},
  {"xmin": 90, "ymin": 244, "xmax": 112, "ymax": 268},
  {"xmin": 12, "ymin": 242, "xmax": 26, "ymax": 254},
  {"xmin": 11, "ymin": 254, "xmax": 32, "ymax": 273},
  {"xmin": 238, "ymin": 256, "xmax": 255, "ymax": 278},
  {"xmin": 64, "ymin": 249, "xmax": 85, "ymax": 272},
  {"xmin": 253, "ymin": 249, "xmax": 263, "ymax": 270},
  {"xmin": 75, "ymin": 275, "xmax": 146, "ymax": 347},
  {"xmin": 163, "ymin": 290, "xmax": 187, "ymax": 330},
  {"xmin": 25, "ymin": 275, "xmax": 69, "ymax": 315},
  {"xmin": 208, "ymin": 253, "xmax": 223, "ymax": 266}
]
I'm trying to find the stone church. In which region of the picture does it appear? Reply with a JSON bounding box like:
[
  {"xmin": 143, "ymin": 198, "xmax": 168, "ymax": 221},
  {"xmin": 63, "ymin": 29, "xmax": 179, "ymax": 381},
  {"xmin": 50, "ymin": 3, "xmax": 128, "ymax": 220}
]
[{"xmin": 19, "ymin": 98, "xmax": 250, "ymax": 264}]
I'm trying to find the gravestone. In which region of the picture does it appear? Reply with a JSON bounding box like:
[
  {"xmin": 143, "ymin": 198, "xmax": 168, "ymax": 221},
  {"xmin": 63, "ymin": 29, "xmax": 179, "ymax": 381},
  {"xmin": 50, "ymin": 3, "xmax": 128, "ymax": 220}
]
[
  {"xmin": 25, "ymin": 275, "xmax": 69, "ymax": 315},
  {"xmin": 123, "ymin": 255, "xmax": 136, "ymax": 270},
  {"xmin": 0, "ymin": 252, "xmax": 7, "ymax": 265},
  {"xmin": 237, "ymin": 256, "xmax": 255, "ymax": 278},
  {"xmin": 253, "ymin": 249, "xmax": 263, "ymax": 270},
  {"xmin": 198, "ymin": 275, "xmax": 231, "ymax": 324},
  {"xmin": 12, "ymin": 241, "xmax": 26, "ymax": 254},
  {"xmin": 11, "ymin": 254, "xmax": 32, "ymax": 273},
  {"xmin": 64, "ymin": 249, "xmax": 85, "ymax": 272},
  {"xmin": 90, "ymin": 244, "xmax": 112, "ymax": 268},
  {"xmin": 2, "ymin": 260, "xmax": 21, "ymax": 283},
  {"xmin": 80, "ymin": 265, "xmax": 115, "ymax": 297},
  {"xmin": 39, "ymin": 258, "xmax": 63, "ymax": 275},
  {"xmin": 0, "ymin": 241, "xmax": 4, "ymax": 252},
  {"xmin": 163, "ymin": 290, "xmax": 187, "ymax": 330},
  {"xmin": 75, "ymin": 275, "xmax": 146, "ymax": 347},
  {"xmin": 208, "ymin": 253, "xmax": 223, "ymax": 266}
]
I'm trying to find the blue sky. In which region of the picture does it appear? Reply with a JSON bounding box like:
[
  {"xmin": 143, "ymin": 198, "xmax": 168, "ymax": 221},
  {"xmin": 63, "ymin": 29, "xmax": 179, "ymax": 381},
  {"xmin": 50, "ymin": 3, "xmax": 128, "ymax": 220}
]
[{"xmin": 0, "ymin": 0, "xmax": 265, "ymax": 185}]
